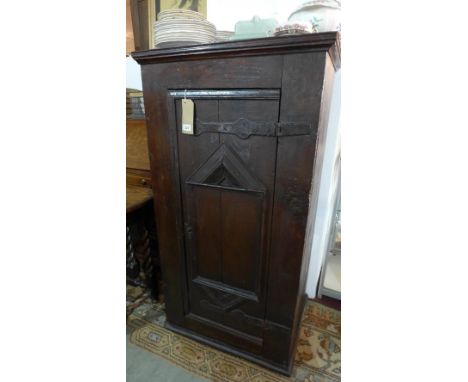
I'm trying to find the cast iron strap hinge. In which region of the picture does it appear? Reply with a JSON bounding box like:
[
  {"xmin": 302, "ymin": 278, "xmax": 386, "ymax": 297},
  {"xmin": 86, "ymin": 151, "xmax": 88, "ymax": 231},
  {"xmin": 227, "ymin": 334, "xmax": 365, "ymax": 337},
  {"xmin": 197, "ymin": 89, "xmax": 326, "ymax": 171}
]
[{"xmin": 195, "ymin": 118, "xmax": 313, "ymax": 139}]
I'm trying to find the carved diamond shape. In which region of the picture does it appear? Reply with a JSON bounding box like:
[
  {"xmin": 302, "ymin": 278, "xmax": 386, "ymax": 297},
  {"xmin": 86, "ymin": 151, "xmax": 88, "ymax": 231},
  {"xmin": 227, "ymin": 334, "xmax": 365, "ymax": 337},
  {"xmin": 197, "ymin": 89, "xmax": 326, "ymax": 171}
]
[
  {"xmin": 205, "ymin": 164, "xmax": 241, "ymax": 188},
  {"xmin": 186, "ymin": 144, "xmax": 265, "ymax": 192}
]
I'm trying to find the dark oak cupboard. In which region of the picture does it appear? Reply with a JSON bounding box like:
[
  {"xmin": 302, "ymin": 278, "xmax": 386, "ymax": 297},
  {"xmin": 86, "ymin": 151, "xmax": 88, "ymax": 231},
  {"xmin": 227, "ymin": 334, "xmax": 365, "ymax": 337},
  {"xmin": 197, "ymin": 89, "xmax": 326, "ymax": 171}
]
[{"xmin": 132, "ymin": 32, "xmax": 340, "ymax": 375}]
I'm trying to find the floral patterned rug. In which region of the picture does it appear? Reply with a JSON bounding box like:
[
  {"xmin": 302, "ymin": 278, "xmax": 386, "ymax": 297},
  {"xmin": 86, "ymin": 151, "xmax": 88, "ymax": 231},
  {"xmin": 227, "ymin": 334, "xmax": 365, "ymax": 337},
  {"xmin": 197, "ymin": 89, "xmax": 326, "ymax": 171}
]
[{"xmin": 127, "ymin": 285, "xmax": 340, "ymax": 382}]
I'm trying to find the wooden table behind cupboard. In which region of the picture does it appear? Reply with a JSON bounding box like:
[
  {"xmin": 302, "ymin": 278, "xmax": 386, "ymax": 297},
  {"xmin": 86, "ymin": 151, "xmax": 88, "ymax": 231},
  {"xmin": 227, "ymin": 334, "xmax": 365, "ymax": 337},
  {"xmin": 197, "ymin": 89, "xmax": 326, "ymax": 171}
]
[{"xmin": 132, "ymin": 32, "xmax": 340, "ymax": 375}]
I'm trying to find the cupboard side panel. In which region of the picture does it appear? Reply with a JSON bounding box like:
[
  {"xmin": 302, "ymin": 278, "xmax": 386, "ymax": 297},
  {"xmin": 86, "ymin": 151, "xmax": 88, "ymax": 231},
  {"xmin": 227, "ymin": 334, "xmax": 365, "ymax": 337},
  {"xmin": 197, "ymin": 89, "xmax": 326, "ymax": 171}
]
[
  {"xmin": 294, "ymin": 53, "xmax": 337, "ymax": 338},
  {"xmin": 262, "ymin": 52, "xmax": 327, "ymax": 367},
  {"xmin": 265, "ymin": 52, "xmax": 327, "ymax": 326}
]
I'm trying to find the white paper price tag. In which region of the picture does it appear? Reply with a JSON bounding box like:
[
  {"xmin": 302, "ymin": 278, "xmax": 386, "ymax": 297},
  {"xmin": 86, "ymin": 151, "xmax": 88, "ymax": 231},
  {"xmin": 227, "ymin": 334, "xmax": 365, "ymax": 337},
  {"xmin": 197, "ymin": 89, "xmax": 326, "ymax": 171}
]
[
  {"xmin": 182, "ymin": 123, "xmax": 193, "ymax": 134},
  {"xmin": 181, "ymin": 99, "xmax": 194, "ymax": 135}
]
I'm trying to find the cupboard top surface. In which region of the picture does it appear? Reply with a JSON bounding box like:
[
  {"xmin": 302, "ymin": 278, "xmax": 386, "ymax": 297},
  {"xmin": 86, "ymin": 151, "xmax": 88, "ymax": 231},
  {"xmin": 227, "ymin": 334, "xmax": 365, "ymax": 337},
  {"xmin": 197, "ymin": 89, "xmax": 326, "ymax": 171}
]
[{"xmin": 131, "ymin": 32, "xmax": 340, "ymax": 69}]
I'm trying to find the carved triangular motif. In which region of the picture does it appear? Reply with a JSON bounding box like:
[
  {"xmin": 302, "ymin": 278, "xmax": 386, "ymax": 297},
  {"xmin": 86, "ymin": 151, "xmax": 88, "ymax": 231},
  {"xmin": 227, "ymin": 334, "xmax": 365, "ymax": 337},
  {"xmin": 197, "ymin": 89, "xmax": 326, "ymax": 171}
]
[
  {"xmin": 186, "ymin": 144, "xmax": 265, "ymax": 193},
  {"xmin": 205, "ymin": 164, "xmax": 241, "ymax": 188}
]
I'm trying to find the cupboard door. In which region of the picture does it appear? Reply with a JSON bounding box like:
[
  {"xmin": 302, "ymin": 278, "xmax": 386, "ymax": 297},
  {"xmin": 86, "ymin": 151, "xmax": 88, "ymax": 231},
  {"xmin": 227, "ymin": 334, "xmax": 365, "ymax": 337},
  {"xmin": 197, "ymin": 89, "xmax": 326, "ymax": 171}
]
[{"xmin": 175, "ymin": 94, "xmax": 279, "ymax": 352}]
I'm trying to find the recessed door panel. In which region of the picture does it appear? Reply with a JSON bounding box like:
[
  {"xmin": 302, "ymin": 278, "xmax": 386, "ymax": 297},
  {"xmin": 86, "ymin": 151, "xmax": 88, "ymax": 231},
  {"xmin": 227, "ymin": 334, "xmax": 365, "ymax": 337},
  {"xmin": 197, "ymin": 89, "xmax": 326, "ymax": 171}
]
[
  {"xmin": 186, "ymin": 142, "xmax": 266, "ymax": 293},
  {"xmin": 221, "ymin": 190, "xmax": 263, "ymax": 291},
  {"xmin": 192, "ymin": 187, "xmax": 222, "ymax": 281}
]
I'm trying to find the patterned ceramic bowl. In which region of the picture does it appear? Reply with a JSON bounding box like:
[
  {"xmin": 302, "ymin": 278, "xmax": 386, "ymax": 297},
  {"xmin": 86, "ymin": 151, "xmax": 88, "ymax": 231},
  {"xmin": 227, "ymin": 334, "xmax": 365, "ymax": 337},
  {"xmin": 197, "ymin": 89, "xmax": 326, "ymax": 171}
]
[
  {"xmin": 288, "ymin": 0, "xmax": 341, "ymax": 32},
  {"xmin": 273, "ymin": 21, "xmax": 315, "ymax": 37}
]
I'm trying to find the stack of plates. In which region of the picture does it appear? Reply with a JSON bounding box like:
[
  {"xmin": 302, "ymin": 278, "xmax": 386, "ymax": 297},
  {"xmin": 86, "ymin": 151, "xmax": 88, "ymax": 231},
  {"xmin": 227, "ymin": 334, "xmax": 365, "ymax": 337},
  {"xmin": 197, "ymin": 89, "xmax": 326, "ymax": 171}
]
[
  {"xmin": 215, "ymin": 30, "xmax": 234, "ymax": 42},
  {"xmin": 153, "ymin": 9, "xmax": 216, "ymax": 48},
  {"xmin": 158, "ymin": 9, "xmax": 206, "ymax": 21}
]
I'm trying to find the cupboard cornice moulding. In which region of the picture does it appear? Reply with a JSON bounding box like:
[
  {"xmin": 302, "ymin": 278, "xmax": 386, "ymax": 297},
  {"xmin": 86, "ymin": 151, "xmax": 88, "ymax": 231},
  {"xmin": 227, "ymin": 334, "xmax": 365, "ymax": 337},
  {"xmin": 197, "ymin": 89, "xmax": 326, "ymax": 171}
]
[{"xmin": 132, "ymin": 32, "xmax": 341, "ymax": 69}]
